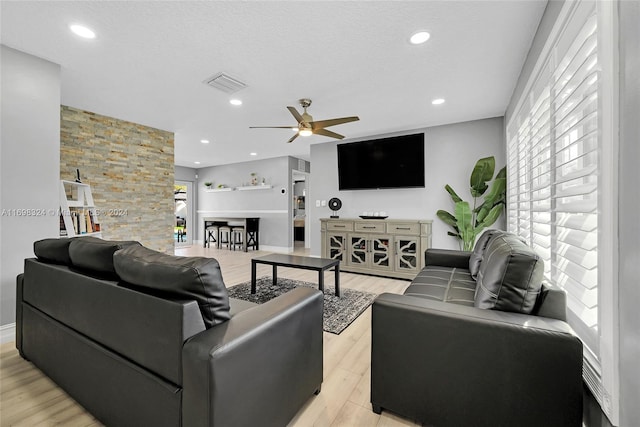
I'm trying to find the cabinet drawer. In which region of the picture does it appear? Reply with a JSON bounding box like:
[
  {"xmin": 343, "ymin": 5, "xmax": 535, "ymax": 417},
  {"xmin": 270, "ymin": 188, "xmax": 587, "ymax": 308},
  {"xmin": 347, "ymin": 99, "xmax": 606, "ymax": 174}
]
[
  {"xmin": 327, "ymin": 222, "xmax": 353, "ymax": 232},
  {"xmin": 387, "ymin": 222, "xmax": 420, "ymax": 235},
  {"xmin": 354, "ymin": 222, "xmax": 385, "ymax": 233}
]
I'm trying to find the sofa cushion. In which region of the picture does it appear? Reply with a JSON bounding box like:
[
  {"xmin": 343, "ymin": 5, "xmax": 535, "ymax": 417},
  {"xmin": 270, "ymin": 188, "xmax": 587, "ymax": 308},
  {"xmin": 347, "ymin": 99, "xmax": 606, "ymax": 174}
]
[
  {"xmin": 113, "ymin": 245, "xmax": 231, "ymax": 328},
  {"xmin": 68, "ymin": 237, "xmax": 141, "ymax": 277},
  {"xmin": 468, "ymin": 229, "xmax": 505, "ymax": 280},
  {"xmin": 404, "ymin": 266, "xmax": 475, "ymax": 306},
  {"xmin": 34, "ymin": 238, "xmax": 74, "ymax": 265},
  {"xmin": 474, "ymin": 233, "xmax": 543, "ymax": 314}
]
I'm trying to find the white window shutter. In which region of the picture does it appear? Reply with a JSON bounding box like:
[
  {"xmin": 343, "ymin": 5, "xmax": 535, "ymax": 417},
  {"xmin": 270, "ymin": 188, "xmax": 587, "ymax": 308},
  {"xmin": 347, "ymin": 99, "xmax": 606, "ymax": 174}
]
[{"xmin": 506, "ymin": 0, "xmax": 619, "ymax": 423}]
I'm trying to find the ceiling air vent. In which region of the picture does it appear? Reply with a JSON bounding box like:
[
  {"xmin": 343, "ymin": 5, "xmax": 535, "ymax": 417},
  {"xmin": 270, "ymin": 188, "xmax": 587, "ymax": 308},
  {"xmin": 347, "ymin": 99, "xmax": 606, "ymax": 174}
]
[{"xmin": 203, "ymin": 72, "xmax": 247, "ymax": 94}]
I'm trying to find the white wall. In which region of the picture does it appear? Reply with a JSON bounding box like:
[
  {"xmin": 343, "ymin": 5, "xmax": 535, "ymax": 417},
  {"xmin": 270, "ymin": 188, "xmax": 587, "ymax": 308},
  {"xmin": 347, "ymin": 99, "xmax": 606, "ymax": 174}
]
[
  {"xmin": 308, "ymin": 117, "xmax": 505, "ymax": 256},
  {"xmin": 196, "ymin": 156, "xmax": 294, "ymax": 250},
  {"xmin": 1, "ymin": 46, "xmax": 61, "ymax": 328},
  {"xmin": 617, "ymin": 0, "xmax": 640, "ymax": 424}
]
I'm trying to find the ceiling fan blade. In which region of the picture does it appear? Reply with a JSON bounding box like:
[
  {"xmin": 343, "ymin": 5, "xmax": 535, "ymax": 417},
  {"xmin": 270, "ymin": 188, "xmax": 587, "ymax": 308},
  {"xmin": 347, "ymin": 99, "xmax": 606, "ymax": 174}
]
[
  {"xmin": 287, "ymin": 133, "xmax": 299, "ymax": 144},
  {"xmin": 287, "ymin": 106, "xmax": 304, "ymax": 124},
  {"xmin": 249, "ymin": 126, "xmax": 295, "ymax": 129},
  {"xmin": 314, "ymin": 128, "xmax": 345, "ymax": 140},
  {"xmin": 311, "ymin": 116, "xmax": 359, "ymax": 129}
]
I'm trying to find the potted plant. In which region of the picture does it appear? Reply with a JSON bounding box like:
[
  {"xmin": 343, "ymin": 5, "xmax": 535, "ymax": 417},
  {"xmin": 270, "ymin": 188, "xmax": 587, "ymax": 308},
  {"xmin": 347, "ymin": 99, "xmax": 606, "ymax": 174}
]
[
  {"xmin": 437, "ymin": 156, "xmax": 506, "ymax": 251},
  {"xmin": 250, "ymin": 173, "xmax": 258, "ymax": 185},
  {"xmin": 204, "ymin": 182, "xmax": 212, "ymax": 188}
]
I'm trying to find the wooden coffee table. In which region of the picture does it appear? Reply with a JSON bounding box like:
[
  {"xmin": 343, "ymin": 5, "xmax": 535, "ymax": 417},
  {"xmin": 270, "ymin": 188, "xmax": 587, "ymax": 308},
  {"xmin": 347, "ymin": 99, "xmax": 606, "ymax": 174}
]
[{"xmin": 251, "ymin": 254, "xmax": 341, "ymax": 296}]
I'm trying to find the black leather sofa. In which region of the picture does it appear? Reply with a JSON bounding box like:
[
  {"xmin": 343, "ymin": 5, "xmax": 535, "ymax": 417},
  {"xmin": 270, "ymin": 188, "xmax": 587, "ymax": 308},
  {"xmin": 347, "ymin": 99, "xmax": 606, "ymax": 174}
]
[
  {"xmin": 371, "ymin": 230, "xmax": 583, "ymax": 427},
  {"xmin": 16, "ymin": 237, "xmax": 323, "ymax": 427}
]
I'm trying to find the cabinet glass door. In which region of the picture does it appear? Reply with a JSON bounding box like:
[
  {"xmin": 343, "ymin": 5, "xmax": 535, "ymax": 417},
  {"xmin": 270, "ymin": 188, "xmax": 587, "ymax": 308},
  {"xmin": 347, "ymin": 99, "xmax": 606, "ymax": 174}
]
[
  {"xmin": 396, "ymin": 236, "xmax": 419, "ymax": 272},
  {"xmin": 328, "ymin": 233, "xmax": 346, "ymax": 261},
  {"xmin": 350, "ymin": 236, "xmax": 368, "ymax": 266},
  {"xmin": 371, "ymin": 237, "xmax": 391, "ymax": 269}
]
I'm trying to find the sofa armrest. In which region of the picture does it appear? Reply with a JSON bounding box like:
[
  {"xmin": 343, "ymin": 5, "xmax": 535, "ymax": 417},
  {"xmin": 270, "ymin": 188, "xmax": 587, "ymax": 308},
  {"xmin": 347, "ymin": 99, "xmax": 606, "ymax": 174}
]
[
  {"xmin": 16, "ymin": 274, "xmax": 24, "ymax": 357},
  {"xmin": 371, "ymin": 293, "xmax": 583, "ymax": 427},
  {"xmin": 424, "ymin": 248, "xmax": 471, "ymax": 268},
  {"xmin": 182, "ymin": 287, "xmax": 323, "ymax": 427}
]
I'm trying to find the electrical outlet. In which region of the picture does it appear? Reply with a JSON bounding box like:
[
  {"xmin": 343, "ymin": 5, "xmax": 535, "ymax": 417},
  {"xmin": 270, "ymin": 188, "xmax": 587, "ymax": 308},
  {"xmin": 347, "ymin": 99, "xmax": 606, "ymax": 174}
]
[
  {"xmin": 316, "ymin": 200, "xmax": 321, "ymax": 207},
  {"xmin": 321, "ymin": 200, "xmax": 327, "ymax": 207}
]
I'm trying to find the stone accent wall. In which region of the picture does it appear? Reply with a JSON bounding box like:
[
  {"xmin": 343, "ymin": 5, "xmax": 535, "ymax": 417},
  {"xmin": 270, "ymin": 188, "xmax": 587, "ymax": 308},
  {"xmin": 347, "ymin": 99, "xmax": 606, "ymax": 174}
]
[{"xmin": 60, "ymin": 106, "xmax": 175, "ymax": 253}]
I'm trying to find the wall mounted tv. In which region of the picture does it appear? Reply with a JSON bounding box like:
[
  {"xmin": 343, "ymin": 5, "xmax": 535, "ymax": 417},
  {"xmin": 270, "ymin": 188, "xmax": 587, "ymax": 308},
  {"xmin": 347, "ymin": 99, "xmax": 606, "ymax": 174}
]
[{"xmin": 337, "ymin": 133, "xmax": 425, "ymax": 190}]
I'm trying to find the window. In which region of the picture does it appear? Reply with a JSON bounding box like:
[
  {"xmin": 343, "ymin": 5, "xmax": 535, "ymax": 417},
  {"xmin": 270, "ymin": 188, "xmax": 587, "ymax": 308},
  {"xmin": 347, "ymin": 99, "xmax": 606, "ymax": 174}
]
[{"xmin": 506, "ymin": 0, "xmax": 618, "ymax": 423}]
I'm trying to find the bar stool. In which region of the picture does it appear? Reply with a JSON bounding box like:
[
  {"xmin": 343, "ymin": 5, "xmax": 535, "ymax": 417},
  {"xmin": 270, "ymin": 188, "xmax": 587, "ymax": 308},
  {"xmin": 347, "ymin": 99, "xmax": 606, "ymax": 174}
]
[
  {"xmin": 204, "ymin": 225, "xmax": 219, "ymax": 248},
  {"xmin": 218, "ymin": 226, "xmax": 232, "ymax": 249},
  {"xmin": 231, "ymin": 226, "xmax": 245, "ymax": 251},
  {"xmin": 245, "ymin": 218, "xmax": 260, "ymax": 251}
]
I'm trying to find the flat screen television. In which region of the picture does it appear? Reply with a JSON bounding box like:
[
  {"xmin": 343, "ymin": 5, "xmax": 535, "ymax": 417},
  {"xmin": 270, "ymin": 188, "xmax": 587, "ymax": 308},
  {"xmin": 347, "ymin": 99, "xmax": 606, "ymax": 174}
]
[{"xmin": 337, "ymin": 133, "xmax": 425, "ymax": 190}]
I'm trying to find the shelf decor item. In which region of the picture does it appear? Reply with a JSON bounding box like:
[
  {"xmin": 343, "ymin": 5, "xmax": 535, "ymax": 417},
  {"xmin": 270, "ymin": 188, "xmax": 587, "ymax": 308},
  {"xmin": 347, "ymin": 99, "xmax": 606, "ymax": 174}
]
[
  {"xmin": 436, "ymin": 156, "xmax": 506, "ymax": 251},
  {"xmin": 59, "ymin": 180, "xmax": 101, "ymax": 238},
  {"xmin": 204, "ymin": 182, "xmax": 212, "ymax": 188}
]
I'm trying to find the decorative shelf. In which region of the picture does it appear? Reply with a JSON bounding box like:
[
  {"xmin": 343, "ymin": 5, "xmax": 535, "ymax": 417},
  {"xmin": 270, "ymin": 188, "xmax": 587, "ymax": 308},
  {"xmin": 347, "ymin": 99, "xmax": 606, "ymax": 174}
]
[
  {"xmin": 236, "ymin": 185, "xmax": 273, "ymax": 191},
  {"xmin": 205, "ymin": 187, "xmax": 234, "ymax": 193}
]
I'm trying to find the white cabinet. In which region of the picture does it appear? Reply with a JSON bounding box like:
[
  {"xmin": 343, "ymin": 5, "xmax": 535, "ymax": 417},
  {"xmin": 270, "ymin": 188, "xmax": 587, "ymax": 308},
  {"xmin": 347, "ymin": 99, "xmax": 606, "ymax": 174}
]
[
  {"xmin": 320, "ymin": 218, "xmax": 432, "ymax": 280},
  {"xmin": 59, "ymin": 180, "xmax": 101, "ymax": 238}
]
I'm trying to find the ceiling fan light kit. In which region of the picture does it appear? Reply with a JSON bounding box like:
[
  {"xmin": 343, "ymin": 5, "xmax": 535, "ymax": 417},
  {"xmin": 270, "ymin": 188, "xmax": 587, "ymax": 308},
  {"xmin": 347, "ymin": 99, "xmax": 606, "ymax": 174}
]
[{"xmin": 250, "ymin": 98, "xmax": 360, "ymax": 143}]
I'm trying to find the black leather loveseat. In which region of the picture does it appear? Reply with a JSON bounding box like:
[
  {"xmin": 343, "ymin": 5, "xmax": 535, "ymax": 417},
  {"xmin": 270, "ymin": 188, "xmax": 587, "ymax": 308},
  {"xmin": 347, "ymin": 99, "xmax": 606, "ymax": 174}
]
[
  {"xmin": 16, "ymin": 237, "xmax": 323, "ymax": 427},
  {"xmin": 371, "ymin": 230, "xmax": 583, "ymax": 427}
]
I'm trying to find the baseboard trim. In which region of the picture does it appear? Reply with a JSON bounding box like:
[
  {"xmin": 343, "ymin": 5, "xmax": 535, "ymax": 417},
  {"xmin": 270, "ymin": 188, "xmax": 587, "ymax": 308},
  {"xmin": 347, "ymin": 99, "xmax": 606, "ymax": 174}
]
[
  {"xmin": 257, "ymin": 245, "xmax": 292, "ymax": 253},
  {"xmin": 0, "ymin": 322, "xmax": 16, "ymax": 344},
  {"xmin": 188, "ymin": 242, "xmax": 292, "ymax": 253}
]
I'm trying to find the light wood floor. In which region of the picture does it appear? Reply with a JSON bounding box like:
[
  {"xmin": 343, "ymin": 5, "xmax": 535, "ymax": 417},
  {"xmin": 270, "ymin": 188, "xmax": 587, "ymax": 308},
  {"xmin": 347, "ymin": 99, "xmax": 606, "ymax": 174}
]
[{"xmin": 0, "ymin": 245, "xmax": 419, "ymax": 427}]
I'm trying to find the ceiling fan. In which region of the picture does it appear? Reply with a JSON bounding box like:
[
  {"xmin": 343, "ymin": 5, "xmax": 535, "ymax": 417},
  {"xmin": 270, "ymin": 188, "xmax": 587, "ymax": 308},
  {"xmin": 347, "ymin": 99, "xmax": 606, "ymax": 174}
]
[{"xmin": 250, "ymin": 98, "xmax": 359, "ymax": 143}]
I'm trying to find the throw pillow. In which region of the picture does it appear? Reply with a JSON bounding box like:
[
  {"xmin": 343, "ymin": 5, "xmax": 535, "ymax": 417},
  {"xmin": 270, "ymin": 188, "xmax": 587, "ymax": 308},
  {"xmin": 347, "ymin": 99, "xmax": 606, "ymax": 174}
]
[
  {"xmin": 68, "ymin": 237, "xmax": 141, "ymax": 277},
  {"xmin": 474, "ymin": 233, "xmax": 544, "ymax": 314},
  {"xmin": 113, "ymin": 244, "xmax": 231, "ymax": 328},
  {"xmin": 468, "ymin": 229, "xmax": 505, "ymax": 280},
  {"xmin": 33, "ymin": 238, "xmax": 74, "ymax": 265}
]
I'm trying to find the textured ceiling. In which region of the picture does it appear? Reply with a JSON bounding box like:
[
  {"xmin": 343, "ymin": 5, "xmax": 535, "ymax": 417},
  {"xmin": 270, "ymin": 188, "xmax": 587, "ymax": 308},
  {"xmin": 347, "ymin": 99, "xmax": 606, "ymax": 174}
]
[{"xmin": 1, "ymin": 1, "xmax": 547, "ymax": 168}]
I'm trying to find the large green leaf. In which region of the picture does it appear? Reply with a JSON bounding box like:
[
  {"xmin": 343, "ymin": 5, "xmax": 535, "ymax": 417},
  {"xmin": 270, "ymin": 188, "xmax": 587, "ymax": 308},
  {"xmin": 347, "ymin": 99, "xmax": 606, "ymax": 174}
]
[
  {"xmin": 495, "ymin": 165, "xmax": 507, "ymax": 180},
  {"xmin": 476, "ymin": 204, "xmax": 504, "ymax": 231},
  {"xmin": 470, "ymin": 157, "xmax": 495, "ymax": 197},
  {"xmin": 483, "ymin": 177, "xmax": 506, "ymax": 205},
  {"xmin": 454, "ymin": 201, "xmax": 474, "ymax": 250},
  {"xmin": 475, "ymin": 177, "xmax": 506, "ymax": 222},
  {"xmin": 444, "ymin": 185, "xmax": 462, "ymax": 203},
  {"xmin": 436, "ymin": 210, "xmax": 458, "ymax": 228}
]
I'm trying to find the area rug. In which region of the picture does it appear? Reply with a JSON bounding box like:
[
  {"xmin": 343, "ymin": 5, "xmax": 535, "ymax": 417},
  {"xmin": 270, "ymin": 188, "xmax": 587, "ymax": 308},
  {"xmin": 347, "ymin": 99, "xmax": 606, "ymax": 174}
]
[{"xmin": 227, "ymin": 277, "xmax": 377, "ymax": 335}]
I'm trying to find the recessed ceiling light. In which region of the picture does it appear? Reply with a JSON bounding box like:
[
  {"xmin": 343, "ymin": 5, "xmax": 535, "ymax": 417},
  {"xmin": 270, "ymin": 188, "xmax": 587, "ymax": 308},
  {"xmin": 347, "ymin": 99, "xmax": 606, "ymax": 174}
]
[
  {"xmin": 410, "ymin": 31, "xmax": 430, "ymax": 45},
  {"xmin": 200, "ymin": 139, "xmax": 210, "ymax": 144},
  {"xmin": 229, "ymin": 99, "xmax": 242, "ymax": 106},
  {"xmin": 69, "ymin": 24, "xmax": 96, "ymax": 39},
  {"xmin": 250, "ymin": 152, "xmax": 257, "ymax": 156},
  {"xmin": 432, "ymin": 98, "xmax": 446, "ymax": 105},
  {"xmin": 194, "ymin": 161, "xmax": 201, "ymax": 165}
]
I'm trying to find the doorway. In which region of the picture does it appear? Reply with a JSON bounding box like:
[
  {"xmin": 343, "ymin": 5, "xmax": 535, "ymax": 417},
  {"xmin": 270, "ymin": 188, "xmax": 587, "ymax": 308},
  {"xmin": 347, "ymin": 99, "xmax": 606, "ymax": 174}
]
[
  {"xmin": 174, "ymin": 180, "xmax": 193, "ymax": 247},
  {"xmin": 292, "ymin": 171, "xmax": 309, "ymax": 249}
]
